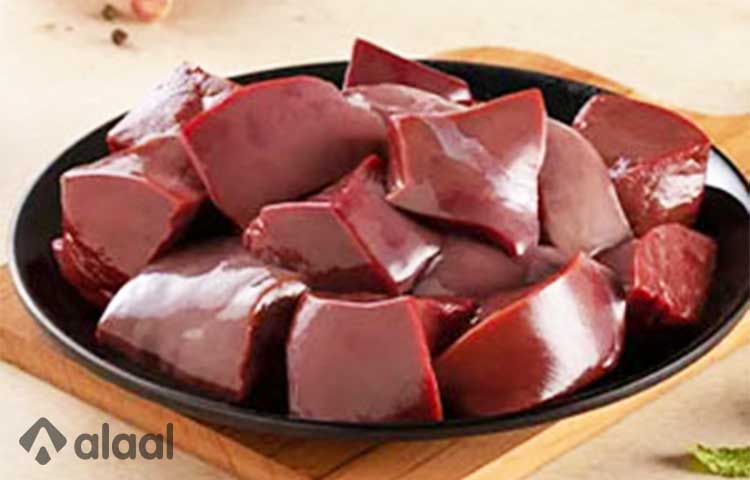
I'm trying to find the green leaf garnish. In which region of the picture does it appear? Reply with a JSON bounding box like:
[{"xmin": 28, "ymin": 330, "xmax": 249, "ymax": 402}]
[{"xmin": 692, "ymin": 444, "xmax": 750, "ymax": 478}]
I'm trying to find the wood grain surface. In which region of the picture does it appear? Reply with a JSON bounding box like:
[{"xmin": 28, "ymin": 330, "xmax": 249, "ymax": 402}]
[{"xmin": 0, "ymin": 47, "xmax": 747, "ymax": 480}]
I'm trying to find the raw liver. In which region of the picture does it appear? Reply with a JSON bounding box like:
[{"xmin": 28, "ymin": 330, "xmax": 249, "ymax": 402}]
[
  {"xmin": 244, "ymin": 155, "xmax": 440, "ymax": 294},
  {"xmin": 540, "ymin": 119, "xmax": 632, "ymax": 255},
  {"xmin": 597, "ymin": 223, "xmax": 717, "ymax": 329},
  {"xmin": 435, "ymin": 253, "xmax": 625, "ymax": 417},
  {"xmin": 52, "ymin": 235, "xmax": 126, "ymax": 308},
  {"xmin": 469, "ymin": 245, "xmax": 579, "ymax": 313},
  {"xmin": 344, "ymin": 83, "xmax": 463, "ymax": 122},
  {"xmin": 523, "ymin": 245, "xmax": 572, "ymax": 284},
  {"xmin": 57, "ymin": 136, "xmax": 205, "ymax": 305},
  {"xmin": 412, "ymin": 295, "xmax": 477, "ymax": 356},
  {"xmin": 287, "ymin": 293, "xmax": 444, "ymax": 422},
  {"xmin": 413, "ymin": 235, "xmax": 568, "ymax": 300},
  {"xmin": 107, "ymin": 63, "xmax": 236, "ymax": 151},
  {"xmin": 343, "ymin": 39, "xmax": 472, "ymax": 103},
  {"xmin": 96, "ymin": 238, "xmax": 308, "ymax": 403},
  {"xmin": 573, "ymin": 94, "xmax": 710, "ymax": 235},
  {"xmin": 181, "ymin": 76, "xmax": 385, "ymax": 227},
  {"xmin": 386, "ymin": 89, "xmax": 547, "ymax": 256}
]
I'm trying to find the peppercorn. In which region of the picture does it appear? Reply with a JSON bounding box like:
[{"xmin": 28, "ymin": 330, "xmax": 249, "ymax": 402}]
[
  {"xmin": 101, "ymin": 4, "xmax": 120, "ymax": 21},
  {"xmin": 111, "ymin": 28, "xmax": 128, "ymax": 46}
]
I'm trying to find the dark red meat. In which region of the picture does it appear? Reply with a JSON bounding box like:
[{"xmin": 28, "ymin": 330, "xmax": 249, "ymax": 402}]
[
  {"xmin": 343, "ymin": 39, "xmax": 472, "ymax": 103},
  {"xmin": 57, "ymin": 136, "xmax": 205, "ymax": 305},
  {"xmin": 344, "ymin": 83, "xmax": 463, "ymax": 122},
  {"xmin": 435, "ymin": 253, "xmax": 625, "ymax": 417},
  {"xmin": 523, "ymin": 246, "xmax": 571, "ymax": 284},
  {"xmin": 181, "ymin": 76, "xmax": 385, "ymax": 227},
  {"xmin": 107, "ymin": 63, "xmax": 236, "ymax": 151},
  {"xmin": 573, "ymin": 94, "xmax": 710, "ymax": 235},
  {"xmin": 386, "ymin": 89, "xmax": 547, "ymax": 256},
  {"xmin": 413, "ymin": 235, "xmax": 568, "ymax": 300},
  {"xmin": 287, "ymin": 293, "xmax": 444, "ymax": 422},
  {"xmin": 244, "ymin": 155, "xmax": 440, "ymax": 294},
  {"xmin": 412, "ymin": 296, "xmax": 477, "ymax": 356},
  {"xmin": 52, "ymin": 235, "xmax": 125, "ymax": 308},
  {"xmin": 96, "ymin": 238, "xmax": 308, "ymax": 403},
  {"xmin": 597, "ymin": 223, "xmax": 717, "ymax": 329},
  {"xmin": 55, "ymin": 51, "xmax": 724, "ymax": 424},
  {"xmin": 540, "ymin": 119, "xmax": 632, "ymax": 254}
]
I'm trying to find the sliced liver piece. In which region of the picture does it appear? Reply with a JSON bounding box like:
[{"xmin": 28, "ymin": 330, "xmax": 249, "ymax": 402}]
[
  {"xmin": 52, "ymin": 235, "xmax": 126, "ymax": 308},
  {"xmin": 597, "ymin": 223, "xmax": 716, "ymax": 329},
  {"xmin": 343, "ymin": 39, "xmax": 472, "ymax": 103},
  {"xmin": 181, "ymin": 76, "xmax": 385, "ymax": 227},
  {"xmin": 344, "ymin": 83, "xmax": 464, "ymax": 122},
  {"xmin": 523, "ymin": 245, "xmax": 571, "ymax": 284},
  {"xmin": 287, "ymin": 293, "xmax": 443, "ymax": 422},
  {"xmin": 412, "ymin": 296, "xmax": 477, "ymax": 356},
  {"xmin": 413, "ymin": 235, "xmax": 568, "ymax": 300},
  {"xmin": 280, "ymin": 291, "xmax": 475, "ymax": 356},
  {"xmin": 386, "ymin": 89, "xmax": 547, "ymax": 256},
  {"xmin": 573, "ymin": 94, "xmax": 710, "ymax": 235},
  {"xmin": 244, "ymin": 155, "xmax": 440, "ymax": 294},
  {"xmin": 107, "ymin": 63, "xmax": 236, "ymax": 151},
  {"xmin": 540, "ymin": 119, "xmax": 632, "ymax": 255},
  {"xmin": 58, "ymin": 136, "xmax": 206, "ymax": 305},
  {"xmin": 435, "ymin": 253, "xmax": 625, "ymax": 417},
  {"xmin": 96, "ymin": 238, "xmax": 308, "ymax": 403}
]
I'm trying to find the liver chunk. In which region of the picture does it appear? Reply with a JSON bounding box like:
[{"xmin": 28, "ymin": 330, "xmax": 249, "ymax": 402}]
[
  {"xmin": 344, "ymin": 83, "xmax": 464, "ymax": 122},
  {"xmin": 413, "ymin": 235, "xmax": 568, "ymax": 300},
  {"xmin": 386, "ymin": 89, "xmax": 547, "ymax": 256},
  {"xmin": 107, "ymin": 63, "xmax": 236, "ymax": 151},
  {"xmin": 343, "ymin": 39, "xmax": 472, "ymax": 103},
  {"xmin": 287, "ymin": 293, "xmax": 446, "ymax": 422},
  {"xmin": 181, "ymin": 76, "xmax": 385, "ymax": 227},
  {"xmin": 540, "ymin": 119, "xmax": 632, "ymax": 255},
  {"xmin": 435, "ymin": 253, "xmax": 625, "ymax": 417},
  {"xmin": 244, "ymin": 155, "xmax": 440, "ymax": 294},
  {"xmin": 52, "ymin": 235, "xmax": 126, "ymax": 308},
  {"xmin": 414, "ymin": 295, "xmax": 477, "ymax": 356},
  {"xmin": 96, "ymin": 238, "xmax": 308, "ymax": 404},
  {"xmin": 57, "ymin": 136, "xmax": 206, "ymax": 306},
  {"xmin": 573, "ymin": 94, "xmax": 710, "ymax": 235},
  {"xmin": 597, "ymin": 223, "xmax": 716, "ymax": 330}
]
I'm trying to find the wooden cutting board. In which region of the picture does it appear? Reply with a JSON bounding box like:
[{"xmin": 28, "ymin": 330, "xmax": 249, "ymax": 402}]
[{"xmin": 0, "ymin": 47, "xmax": 748, "ymax": 480}]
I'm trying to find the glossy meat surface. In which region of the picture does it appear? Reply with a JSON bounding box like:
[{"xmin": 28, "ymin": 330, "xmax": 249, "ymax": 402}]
[
  {"xmin": 412, "ymin": 296, "xmax": 477, "ymax": 356},
  {"xmin": 344, "ymin": 83, "xmax": 463, "ymax": 122},
  {"xmin": 107, "ymin": 63, "xmax": 236, "ymax": 151},
  {"xmin": 435, "ymin": 254, "xmax": 625, "ymax": 416},
  {"xmin": 182, "ymin": 76, "xmax": 384, "ymax": 227},
  {"xmin": 52, "ymin": 235, "xmax": 125, "ymax": 308},
  {"xmin": 386, "ymin": 89, "xmax": 547, "ymax": 256},
  {"xmin": 96, "ymin": 238, "xmax": 308, "ymax": 403},
  {"xmin": 58, "ymin": 136, "xmax": 205, "ymax": 304},
  {"xmin": 287, "ymin": 293, "xmax": 443, "ymax": 422},
  {"xmin": 48, "ymin": 44, "xmax": 728, "ymax": 424},
  {"xmin": 343, "ymin": 39, "xmax": 472, "ymax": 103},
  {"xmin": 244, "ymin": 155, "xmax": 440, "ymax": 294},
  {"xmin": 540, "ymin": 119, "xmax": 632, "ymax": 255},
  {"xmin": 597, "ymin": 223, "xmax": 716, "ymax": 329},
  {"xmin": 574, "ymin": 94, "xmax": 710, "ymax": 235},
  {"xmin": 413, "ymin": 235, "xmax": 567, "ymax": 300}
]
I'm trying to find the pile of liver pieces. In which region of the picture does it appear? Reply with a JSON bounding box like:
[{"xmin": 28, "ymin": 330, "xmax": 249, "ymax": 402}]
[{"xmin": 54, "ymin": 39, "xmax": 718, "ymax": 422}]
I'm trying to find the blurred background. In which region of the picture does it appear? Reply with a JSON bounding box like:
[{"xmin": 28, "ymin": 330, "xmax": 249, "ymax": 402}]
[
  {"xmin": 1, "ymin": 0, "xmax": 749, "ymax": 251},
  {"xmin": 0, "ymin": 1, "xmax": 748, "ymax": 479}
]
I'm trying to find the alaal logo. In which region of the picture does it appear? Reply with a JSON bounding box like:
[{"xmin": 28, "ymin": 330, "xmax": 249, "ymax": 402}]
[
  {"xmin": 19, "ymin": 418, "xmax": 67, "ymax": 465},
  {"xmin": 19, "ymin": 417, "xmax": 173, "ymax": 465}
]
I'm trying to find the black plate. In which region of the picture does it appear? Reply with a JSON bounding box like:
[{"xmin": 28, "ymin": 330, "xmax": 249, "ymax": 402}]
[{"xmin": 9, "ymin": 61, "xmax": 750, "ymax": 440}]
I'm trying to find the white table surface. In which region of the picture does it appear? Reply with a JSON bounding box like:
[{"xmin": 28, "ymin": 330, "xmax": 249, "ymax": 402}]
[{"xmin": 1, "ymin": 1, "xmax": 748, "ymax": 478}]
